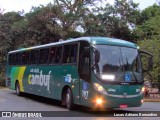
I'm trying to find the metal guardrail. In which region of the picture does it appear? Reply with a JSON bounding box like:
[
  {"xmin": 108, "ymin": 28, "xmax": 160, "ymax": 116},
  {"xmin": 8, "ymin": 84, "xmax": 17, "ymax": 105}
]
[{"xmin": 149, "ymin": 92, "xmax": 160, "ymax": 98}]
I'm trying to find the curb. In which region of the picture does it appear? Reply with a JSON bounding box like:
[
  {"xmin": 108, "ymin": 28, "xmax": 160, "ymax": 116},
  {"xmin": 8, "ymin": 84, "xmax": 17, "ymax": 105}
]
[
  {"xmin": 143, "ymin": 99, "xmax": 160, "ymax": 102},
  {"xmin": 0, "ymin": 86, "xmax": 8, "ymax": 90},
  {"xmin": 0, "ymin": 86, "xmax": 5, "ymax": 88}
]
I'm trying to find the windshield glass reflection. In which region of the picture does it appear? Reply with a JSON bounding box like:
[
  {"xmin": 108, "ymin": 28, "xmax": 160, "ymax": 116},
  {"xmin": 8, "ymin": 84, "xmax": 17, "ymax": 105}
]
[{"xmin": 94, "ymin": 45, "xmax": 142, "ymax": 83}]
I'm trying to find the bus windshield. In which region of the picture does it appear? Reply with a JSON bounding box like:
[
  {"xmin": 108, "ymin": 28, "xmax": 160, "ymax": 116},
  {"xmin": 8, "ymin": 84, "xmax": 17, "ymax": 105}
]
[{"xmin": 94, "ymin": 45, "xmax": 142, "ymax": 83}]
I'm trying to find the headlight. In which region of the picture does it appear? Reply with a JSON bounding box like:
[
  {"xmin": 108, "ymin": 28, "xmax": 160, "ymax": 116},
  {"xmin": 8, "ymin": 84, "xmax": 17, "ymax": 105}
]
[
  {"xmin": 141, "ymin": 87, "xmax": 145, "ymax": 92},
  {"xmin": 93, "ymin": 83, "xmax": 107, "ymax": 95},
  {"xmin": 96, "ymin": 98, "xmax": 103, "ymax": 105}
]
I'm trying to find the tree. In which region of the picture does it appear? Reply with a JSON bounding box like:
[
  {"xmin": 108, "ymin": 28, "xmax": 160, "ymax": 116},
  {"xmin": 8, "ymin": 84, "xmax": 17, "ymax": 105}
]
[
  {"xmin": 83, "ymin": 0, "xmax": 140, "ymax": 41},
  {"xmin": 51, "ymin": 0, "xmax": 100, "ymax": 39},
  {"xmin": 133, "ymin": 4, "xmax": 160, "ymax": 40},
  {"xmin": 137, "ymin": 4, "xmax": 160, "ymax": 25},
  {"xmin": 25, "ymin": 5, "xmax": 62, "ymax": 45},
  {"xmin": 0, "ymin": 12, "xmax": 23, "ymax": 54},
  {"xmin": 134, "ymin": 15, "xmax": 160, "ymax": 40}
]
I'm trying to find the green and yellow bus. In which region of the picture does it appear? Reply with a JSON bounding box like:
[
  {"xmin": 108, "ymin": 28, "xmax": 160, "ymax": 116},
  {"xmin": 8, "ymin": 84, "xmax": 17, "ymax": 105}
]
[{"xmin": 6, "ymin": 37, "xmax": 152, "ymax": 110}]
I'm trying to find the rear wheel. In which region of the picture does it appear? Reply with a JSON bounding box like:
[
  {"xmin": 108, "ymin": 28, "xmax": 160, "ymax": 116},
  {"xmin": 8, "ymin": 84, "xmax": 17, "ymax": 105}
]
[
  {"xmin": 15, "ymin": 82, "xmax": 21, "ymax": 96},
  {"xmin": 66, "ymin": 88, "xmax": 74, "ymax": 110}
]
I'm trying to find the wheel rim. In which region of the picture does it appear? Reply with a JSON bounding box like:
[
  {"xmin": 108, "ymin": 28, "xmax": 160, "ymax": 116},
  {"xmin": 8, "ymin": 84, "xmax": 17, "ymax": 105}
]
[
  {"xmin": 16, "ymin": 83, "xmax": 19, "ymax": 94},
  {"xmin": 66, "ymin": 93, "xmax": 70, "ymax": 105}
]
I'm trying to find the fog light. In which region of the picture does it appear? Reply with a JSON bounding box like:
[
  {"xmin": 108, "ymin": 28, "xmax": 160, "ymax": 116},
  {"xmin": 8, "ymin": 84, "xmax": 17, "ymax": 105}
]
[{"xmin": 96, "ymin": 98, "xmax": 103, "ymax": 105}]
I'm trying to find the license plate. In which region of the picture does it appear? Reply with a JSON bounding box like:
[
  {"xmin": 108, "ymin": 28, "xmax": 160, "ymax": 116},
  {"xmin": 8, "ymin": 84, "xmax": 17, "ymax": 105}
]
[{"xmin": 120, "ymin": 104, "xmax": 128, "ymax": 108}]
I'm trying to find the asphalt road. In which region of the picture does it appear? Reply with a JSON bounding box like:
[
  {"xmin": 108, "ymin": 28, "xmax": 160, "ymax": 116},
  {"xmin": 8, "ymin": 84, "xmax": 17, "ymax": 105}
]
[{"xmin": 0, "ymin": 87, "xmax": 160, "ymax": 120}]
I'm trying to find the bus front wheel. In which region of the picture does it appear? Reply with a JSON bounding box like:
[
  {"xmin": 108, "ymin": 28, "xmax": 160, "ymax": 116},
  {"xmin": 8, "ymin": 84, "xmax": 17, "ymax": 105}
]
[
  {"xmin": 66, "ymin": 88, "xmax": 74, "ymax": 110},
  {"xmin": 15, "ymin": 81, "xmax": 21, "ymax": 96}
]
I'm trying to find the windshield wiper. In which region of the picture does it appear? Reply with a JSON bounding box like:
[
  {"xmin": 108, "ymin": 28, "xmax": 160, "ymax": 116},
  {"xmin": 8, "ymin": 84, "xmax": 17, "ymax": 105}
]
[{"xmin": 131, "ymin": 68, "xmax": 138, "ymax": 83}]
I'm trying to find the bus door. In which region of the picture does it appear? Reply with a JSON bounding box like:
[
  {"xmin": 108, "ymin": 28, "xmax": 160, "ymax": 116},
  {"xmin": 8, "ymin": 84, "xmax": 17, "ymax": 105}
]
[{"xmin": 79, "ymin": 44, "xmax": 91, "ymax": 106}]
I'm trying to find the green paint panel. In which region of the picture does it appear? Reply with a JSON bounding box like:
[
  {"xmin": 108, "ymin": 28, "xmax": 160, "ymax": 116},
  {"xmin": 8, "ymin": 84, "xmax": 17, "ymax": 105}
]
[{"xmin": 20, "ymin": 65, "xmax": 79, "ymax": 101}]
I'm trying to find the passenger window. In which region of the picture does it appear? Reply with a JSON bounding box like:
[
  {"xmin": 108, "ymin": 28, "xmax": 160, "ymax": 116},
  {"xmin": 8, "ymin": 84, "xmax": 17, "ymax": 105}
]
[
  {"xmin": 12, "ymin": 54, "xmax": 16, "ymax": 65},
  {"xmin": 22, "ymin": 52, "xmax": 30, "ymax": 65},
  {"xmin": 63, "ymin": 45, "xmax": 70, "ymax": 63},
  {"xmin": 39, "ymin": 48, "xmax": 49, "ymax": 64},
  {"xmin": 55, "ymin": 46, "xmax": 62, "ymax": 64},
  {"xmin": 16, "ymin": 53, "xmax": 22, "ymax": 65},
  {"xmin": 30, "ymin": 50, "xmax": 39, "ymax": 65},
  {"xmin": 49, "ymin": 47, "xmax": 56, "ymax": 64},
  {"xmin": 79, "ymin": 50, "xmax": 90, "ymax": 81},
  {"xmin": 70, "ymin": 44, "xmax": 77, "ymax": 63},
  {"xmin": 79, "ymin": 41, "xmax": 90, "ymax": 82},
  {"xmin": 63, "ymin": 44, "xmax": 77, "ymax": 64},
  {"xmin": 15, "ymin": 54, "xmax": 18, "ymax": 65},
  {"xmin": 9, "ymin": 54, "xmax": 13, "ymax": 65}
]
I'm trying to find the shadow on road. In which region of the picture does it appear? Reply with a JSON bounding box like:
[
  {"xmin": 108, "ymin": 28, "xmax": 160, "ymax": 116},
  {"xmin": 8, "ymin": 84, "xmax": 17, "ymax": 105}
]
[{"xmin": 11, "ymin": 92, "xmax": 62, "ymax": 107}]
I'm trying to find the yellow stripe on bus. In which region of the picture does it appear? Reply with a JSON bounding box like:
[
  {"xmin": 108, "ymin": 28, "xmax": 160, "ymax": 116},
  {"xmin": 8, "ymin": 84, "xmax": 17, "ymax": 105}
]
[{"xmin": 18, "ymin": 67, "xmax": 26, "ymax": 92}]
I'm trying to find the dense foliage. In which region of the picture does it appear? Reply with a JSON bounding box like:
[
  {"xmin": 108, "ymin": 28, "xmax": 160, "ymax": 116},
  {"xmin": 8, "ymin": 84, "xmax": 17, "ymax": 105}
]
[{"xmin": 0, "ymin": 0, "xmax": 159, "ymax": 86}]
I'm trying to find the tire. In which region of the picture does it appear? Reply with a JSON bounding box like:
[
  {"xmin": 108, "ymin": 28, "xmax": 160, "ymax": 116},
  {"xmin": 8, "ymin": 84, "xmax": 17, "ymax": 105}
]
[
  {"xmin": 66, "ymin": 88, "xmax": 74, "ymax": 110},
  {"xmin": 15, "ymin": 82, "xmax": 21, "ymax": 96}
]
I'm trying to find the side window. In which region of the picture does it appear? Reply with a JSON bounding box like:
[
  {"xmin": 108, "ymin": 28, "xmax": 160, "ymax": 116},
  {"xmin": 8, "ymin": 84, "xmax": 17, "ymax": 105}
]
[
  {"xmin": 39, "ymin": 48, "xmax": 49, "ymax": 64},
  {"xmin": 80, "ymin": 51, "xmax": 90, "ymax": 81},
  {"xmin": 49, "ymin": 47, "xmax": 56, "ymax": 64},
  {"xmin": 55, "ymin": 46, "xmax": 62, "ymax": 64},
  {"xmin": 30, "ymin": 50, "xmax": 39, "ymax": 65},
  {"xmin": 12, "ymin": 54, "xmax": 16, "ymax": 65},
  {"xmin": 63, "ymin": 45, "xmax": 70, "ymax": 63},
  {"xmin": 9, "ymin": 54, "xmax": 13, "ymax": 65},
  {"xmin": 63, "ymin": 44, "xmax": 77, "ymax": 64},
  {"xmin": 70, "ymin": 44, "xmax": 78, "ymax": 63},
  {"xmin": 79, "ymin": 42, "xmax": 90, "ymax": 82},
  {"xmin": 22, "ymin": 52, "xmax": 30, "ymax": 65},
  {"xmin": 15, "ymin": 53, "xmax": 18, "ymax": 65},
  {"xmin": 16, "ymin": 53, "xmax": 22, "ymax": 65}
]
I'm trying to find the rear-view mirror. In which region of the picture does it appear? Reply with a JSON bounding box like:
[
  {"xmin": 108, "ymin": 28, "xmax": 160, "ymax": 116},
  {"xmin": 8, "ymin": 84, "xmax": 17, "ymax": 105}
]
[{"xmin": 140, "ymin": 50, "xmax": 153, "ymax": 72}]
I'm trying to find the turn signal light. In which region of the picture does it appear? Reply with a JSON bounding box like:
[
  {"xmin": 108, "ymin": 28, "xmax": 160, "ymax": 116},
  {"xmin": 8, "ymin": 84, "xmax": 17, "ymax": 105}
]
[{"xmin": 141, "ymin": 87, "xmax": 145, "ymax": 92}]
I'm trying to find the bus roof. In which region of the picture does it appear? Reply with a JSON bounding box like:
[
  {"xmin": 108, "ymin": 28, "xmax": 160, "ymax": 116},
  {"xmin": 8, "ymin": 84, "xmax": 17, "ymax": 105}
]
[{"xmin": 9, "ymin": 37, "xmax": 137, "ymax": 53}]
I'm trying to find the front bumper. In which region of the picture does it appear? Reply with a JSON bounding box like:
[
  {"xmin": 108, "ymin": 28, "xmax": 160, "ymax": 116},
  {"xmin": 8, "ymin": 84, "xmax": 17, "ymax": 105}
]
[{"xmin": 91, "ymin": 92, "xmax": 144, "ymax": 108}]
